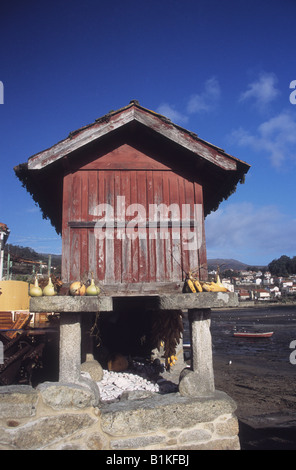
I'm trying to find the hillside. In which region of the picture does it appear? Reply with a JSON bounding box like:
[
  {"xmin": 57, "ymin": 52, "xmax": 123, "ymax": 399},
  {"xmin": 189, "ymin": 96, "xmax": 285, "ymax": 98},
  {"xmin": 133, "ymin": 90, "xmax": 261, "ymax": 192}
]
[
  {"xmin": 207, "ymin": 258, "xmax": 250, "ymax": 271},
  {"xmin": 4, "ymin": 245, "xmax": 264, "ymax": 275},
  {"xmin": 5, "ymin": 244, "xmax": 61, "ymax": 267}
]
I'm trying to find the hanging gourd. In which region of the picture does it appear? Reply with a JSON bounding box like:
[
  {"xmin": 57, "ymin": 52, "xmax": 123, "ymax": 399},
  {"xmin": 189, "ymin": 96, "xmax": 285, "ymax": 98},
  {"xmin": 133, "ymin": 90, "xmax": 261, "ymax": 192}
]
[{"xmin": 29, "ymin": 277, "xmax": 43, "ymax": 297}]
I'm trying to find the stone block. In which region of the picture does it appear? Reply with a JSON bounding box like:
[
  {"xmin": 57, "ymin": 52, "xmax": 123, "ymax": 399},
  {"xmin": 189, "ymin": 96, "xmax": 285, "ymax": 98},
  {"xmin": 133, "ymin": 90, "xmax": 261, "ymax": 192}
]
[
  {"xmin": 1, "ymin": 413, "xmax": 96, "ymax": 450},
  {"xmin": 0, "ymin": 385, "xmax": 38, "ymax": 419},
  {"xmin": 214, "ymin": 415, "xmax": 239, "ymax": 437},
  {"xmin": 110, "ymin": 434, "xmax": 166, "ymax": 450},
  {"xmin": 100, "ymin": 391, "xmax": 237, "ymax": 437},
  {"xmin": 178, "ymin": 426, "xmax": 212, "ymax": 444},
  {"xmin": 157, "ymin": 292, "xmax": 239, "ymax": 310},
  {"xmin": 38, "ymin": 381, "xmax": 99, "ymax": 410},
  {"xmin": 178, "ymin": 369, "xmax": 215, "ymax": 398},
  {"xmin": 81, "ymin": 359, "xmax": 104, "ymax": 382},
  {"xmin": 30, "ymin": 296, "xmax": 113, "ymax": 312}
]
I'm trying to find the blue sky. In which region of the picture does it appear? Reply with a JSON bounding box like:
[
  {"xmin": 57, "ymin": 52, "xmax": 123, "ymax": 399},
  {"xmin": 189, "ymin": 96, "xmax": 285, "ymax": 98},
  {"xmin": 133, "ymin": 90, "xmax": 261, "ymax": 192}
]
[{"xmin": 0, "ymin": 0, "xmax": 296, "ymax": 266}]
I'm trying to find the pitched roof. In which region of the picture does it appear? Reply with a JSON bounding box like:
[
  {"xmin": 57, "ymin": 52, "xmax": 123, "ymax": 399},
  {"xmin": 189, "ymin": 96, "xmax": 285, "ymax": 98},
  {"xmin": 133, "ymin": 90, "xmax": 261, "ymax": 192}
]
[{"xmin": 14, "ymin": 100, "xmax": 250, "ymax": 234}]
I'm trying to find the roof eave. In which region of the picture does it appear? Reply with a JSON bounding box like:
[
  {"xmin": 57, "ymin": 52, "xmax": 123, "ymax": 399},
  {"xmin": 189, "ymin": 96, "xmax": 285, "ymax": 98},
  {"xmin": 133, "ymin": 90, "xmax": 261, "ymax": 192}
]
[{"xmin": 26, "ymin": 103, "xmax": 248, "ymax": 174}]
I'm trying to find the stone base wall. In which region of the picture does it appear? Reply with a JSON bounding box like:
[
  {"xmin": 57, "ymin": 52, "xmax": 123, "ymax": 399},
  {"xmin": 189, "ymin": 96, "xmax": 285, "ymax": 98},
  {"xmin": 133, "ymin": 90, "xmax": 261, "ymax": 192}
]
[{"xmin": 0, "ymin": 384, "xmax": 240, "ymax": 450}]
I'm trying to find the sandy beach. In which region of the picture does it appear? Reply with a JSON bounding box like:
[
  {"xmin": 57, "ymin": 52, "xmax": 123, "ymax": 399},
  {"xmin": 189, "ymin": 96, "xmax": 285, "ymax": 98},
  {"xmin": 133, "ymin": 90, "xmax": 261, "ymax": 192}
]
[{"xmin": 210, "ymin": 305, "xmax": 296, "ymax": 450}]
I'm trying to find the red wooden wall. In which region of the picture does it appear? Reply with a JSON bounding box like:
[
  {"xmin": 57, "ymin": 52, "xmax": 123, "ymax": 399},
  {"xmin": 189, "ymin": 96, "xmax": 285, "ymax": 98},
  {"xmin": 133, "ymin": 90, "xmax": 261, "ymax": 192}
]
[{"xmin": 61, "ymin": 144, "xmax": 207, "ymax": 287}]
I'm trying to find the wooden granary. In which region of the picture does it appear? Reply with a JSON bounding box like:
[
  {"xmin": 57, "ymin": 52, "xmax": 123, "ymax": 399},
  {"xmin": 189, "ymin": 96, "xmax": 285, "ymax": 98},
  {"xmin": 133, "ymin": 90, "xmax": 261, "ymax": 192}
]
[
  {"xmin": 15, "ymin": 100, "xmax": 250, "ymax": 292},
  {"xmin": 15, "ymin": 101, "xmax": 250, "ymax": 398}
]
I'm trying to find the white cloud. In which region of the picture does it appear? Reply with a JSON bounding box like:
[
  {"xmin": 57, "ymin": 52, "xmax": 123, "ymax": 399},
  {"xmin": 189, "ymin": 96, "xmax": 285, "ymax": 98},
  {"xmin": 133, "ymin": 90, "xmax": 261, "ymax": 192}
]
[
  {"xmin": 156, "ymin": 103, "xmax": 188, "ymax": 125},
  {"xmin": 231, "ymin": 110, "xmax": 296, "ymax": 168},
  {"xmin": 205, "ymin": 202, "xmax": 296, "ymax": 264},
  {"xmin": 157, "ymin": 77, "xmax": 221, "ymax": 125},
  {"xmin": 187, "ymin": 77, "xmax": 221, "ymax": 114},
  {"xmin": 239, "ymin": 72, "xmax": 280, "ymax": 110}
]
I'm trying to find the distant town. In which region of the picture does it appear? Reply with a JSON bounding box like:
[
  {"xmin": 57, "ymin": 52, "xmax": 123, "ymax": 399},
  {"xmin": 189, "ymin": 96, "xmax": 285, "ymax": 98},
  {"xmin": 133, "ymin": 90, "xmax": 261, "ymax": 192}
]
[
  {"xmin": 208, "ymin": 255, "xmax": 296, "ymax": 303},
  {"xmin": 210, "ymin": 268, "xmax": 292, "ymax": 302}
]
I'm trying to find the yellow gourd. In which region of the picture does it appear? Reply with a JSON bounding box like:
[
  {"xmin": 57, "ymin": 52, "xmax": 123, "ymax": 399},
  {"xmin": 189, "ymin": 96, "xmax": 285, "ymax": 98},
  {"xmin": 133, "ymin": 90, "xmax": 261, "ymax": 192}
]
[
  {"xmin": 43, "ymin": 277, "xmax": 57, "ymax": 296},
  {"xmin": 30, "ymin": 277, "xmax": 43, "ymax": 297},
  {"xmin": 86, "ymin": 274, "xmax": 100, "ymax": 296}
]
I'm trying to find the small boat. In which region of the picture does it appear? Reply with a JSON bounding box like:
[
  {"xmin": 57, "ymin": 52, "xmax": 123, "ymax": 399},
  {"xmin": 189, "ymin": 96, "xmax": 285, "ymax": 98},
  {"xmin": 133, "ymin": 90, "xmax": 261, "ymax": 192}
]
[{"xmin": 233, "ymin": 331, "xmax": 274, "ymax": 338}]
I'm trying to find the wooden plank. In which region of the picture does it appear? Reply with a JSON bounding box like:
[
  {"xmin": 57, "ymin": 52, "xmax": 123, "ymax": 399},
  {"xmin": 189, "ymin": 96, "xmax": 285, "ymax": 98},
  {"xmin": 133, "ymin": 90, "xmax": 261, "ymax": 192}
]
[
  {"xmin": 194, "ymin": 182, "xmax": 208, "ymax": 280},
  {"xmin": 68, "ymin": 220, "xmax": 196, "ymax": 229},
  {"xmin": 71, "ymin": 172, "xmax": 82, "ymax": 221},
  {"xmin": 70, "ymin": 230, "xmax": 81, "ymax": 281},
  {"xmin": 113, "ymin": 171, "xmax": 122, "ymax": 283},
  {"xmin": 80, "ymin": 228, "xmax": 88, "ymax": 279},
  {"xmin": 88, "ymin": 170, "xmax": 98, "ymax": 220},
  {"xmin": 121, "ymin": 171, "xmax": 132, "ymax": 283},
  {"xmin": 81, "ymin": 171, "xmax": 88, "ymax": 221},
  {"xmin": 0, "ymin": 312, "xmax": 13, "ymax": 329},
  {"xmin": 5, "ymin": 312, "xmax": 31, "ymax": 339},
  {"xmin": 80, "ymin": 144, "xmax": 172, "ymax": 170},
  {"xmin": 147, "ymin": 170, "xmax": 156, "ymax": 282},
  {"xmin": 104, "ymin": 171, "xmax": 115, "ymax": 283},
  {"xmin": 184, "ymin": 178, "xmax": 198, "ymax": 275},
  {"xmin": 88, "ymin": 230, "xmax": 97, "ymax": 279},
  {"xmin": 178, "ymin": 177, "xmax": 189, "ymax": 278},
  {"xmin": 170, "ymin": 173, "xmax": 182, "ymax": 281},
  {"xmin": 130, "ymin": 170, "xmax": 139, "ymax": 282},
  {"xmin": 153, "ymin": 171, "xmax": 165, "ymax": 283},
  {"xmin": 162, "ymin": 171, "xmax": 172, "ymax": 281},
  {"xmin": 137, "ymin": 171, "xmax": 148, "ymax": 283},
  {"xmin": 62, "ymin": 172, "xmax": 72, "ymax": 282},
  {"xmin": 96, "ymin": 171, "xmax": 106, "ymax": 282}
]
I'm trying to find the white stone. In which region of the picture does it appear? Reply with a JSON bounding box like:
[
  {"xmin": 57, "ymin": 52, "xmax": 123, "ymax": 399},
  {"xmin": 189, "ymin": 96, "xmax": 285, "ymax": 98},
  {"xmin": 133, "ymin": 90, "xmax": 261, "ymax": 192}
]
[{"xmin": 96, "ymin": 369, "xmax": 160, "ymax": 402}]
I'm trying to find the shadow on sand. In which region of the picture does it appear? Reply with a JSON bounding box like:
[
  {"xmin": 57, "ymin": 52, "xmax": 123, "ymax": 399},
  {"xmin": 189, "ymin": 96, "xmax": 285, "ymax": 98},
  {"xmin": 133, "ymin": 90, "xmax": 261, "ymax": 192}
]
[{"xmin": 239, "ymin": 420, "xmax": 296, "ymax": 450}]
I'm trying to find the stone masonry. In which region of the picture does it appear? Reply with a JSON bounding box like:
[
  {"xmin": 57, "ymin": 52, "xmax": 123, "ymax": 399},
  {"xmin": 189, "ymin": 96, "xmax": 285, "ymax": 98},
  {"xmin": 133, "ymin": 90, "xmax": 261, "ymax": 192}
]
[
  {"xmin": 0, "ymin": 384, "xmax": 240, "ymax": 450},
  {"xmin": 0, "ymin": 293, "xmax": 241, "ymax": 450}
]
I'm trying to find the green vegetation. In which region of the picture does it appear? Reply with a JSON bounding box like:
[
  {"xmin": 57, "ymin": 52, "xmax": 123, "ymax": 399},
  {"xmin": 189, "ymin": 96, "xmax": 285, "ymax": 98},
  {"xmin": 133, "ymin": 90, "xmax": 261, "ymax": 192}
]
[
  {"xmin": 3, "ymin": 244, "xmax": 61, "ymax": 279},
  {"xmin": 268, "ymin": 255, "xmax": 296, "ymax": 277}
]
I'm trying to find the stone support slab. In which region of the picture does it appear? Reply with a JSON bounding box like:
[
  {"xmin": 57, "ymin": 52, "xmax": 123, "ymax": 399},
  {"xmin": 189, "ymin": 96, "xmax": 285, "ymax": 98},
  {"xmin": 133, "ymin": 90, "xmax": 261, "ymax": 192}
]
[{"xmin": 29, "ymin": 292, "xmax": 238, "ymax": 314}]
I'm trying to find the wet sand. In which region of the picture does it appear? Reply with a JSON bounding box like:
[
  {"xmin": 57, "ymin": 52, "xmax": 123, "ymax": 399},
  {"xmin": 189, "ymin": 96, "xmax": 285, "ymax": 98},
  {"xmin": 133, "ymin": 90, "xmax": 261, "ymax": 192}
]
[{"xmin": 210, "ymin": 305, "xmax": 296, "ymax": 450}]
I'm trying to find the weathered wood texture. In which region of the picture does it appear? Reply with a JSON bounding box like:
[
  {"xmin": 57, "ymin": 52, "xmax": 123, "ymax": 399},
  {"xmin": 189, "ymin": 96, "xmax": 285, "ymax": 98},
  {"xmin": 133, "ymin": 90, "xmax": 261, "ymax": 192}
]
[
  {"xmin": 15, "ymin": 102, "xmax": 250, "ymax": 240},
  {"xmin": 62, "ymin": 144, "xmax": 208, "ymax": 286}
]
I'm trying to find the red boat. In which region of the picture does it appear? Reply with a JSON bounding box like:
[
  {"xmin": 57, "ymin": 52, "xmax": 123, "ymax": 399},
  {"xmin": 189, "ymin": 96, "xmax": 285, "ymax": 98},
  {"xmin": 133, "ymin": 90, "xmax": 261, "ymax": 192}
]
[{"xmin": 233, "ymin": 331, "xmax": 274, "ymax": 338}]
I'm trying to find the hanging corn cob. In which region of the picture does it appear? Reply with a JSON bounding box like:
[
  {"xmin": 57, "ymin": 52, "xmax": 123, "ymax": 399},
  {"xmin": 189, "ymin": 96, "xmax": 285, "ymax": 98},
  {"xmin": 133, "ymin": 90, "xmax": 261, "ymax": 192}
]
[{"xmin": 150, "ymin": 310, "xmax": 184, "ymax": 370}]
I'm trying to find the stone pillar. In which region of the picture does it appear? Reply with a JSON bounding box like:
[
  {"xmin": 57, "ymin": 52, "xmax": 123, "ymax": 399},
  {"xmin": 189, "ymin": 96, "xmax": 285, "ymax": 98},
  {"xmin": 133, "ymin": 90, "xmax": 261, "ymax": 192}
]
[
  {"xmin": 59, "ymin": 312, "xmax": 81, "ymax": 383},
  {"xmin": 179, "ymin": 308, "xmax": 215, "ymax": 397},
  {"xmin": 81, "ymin": 313, "xmax": 95, "ymax": 363}
]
